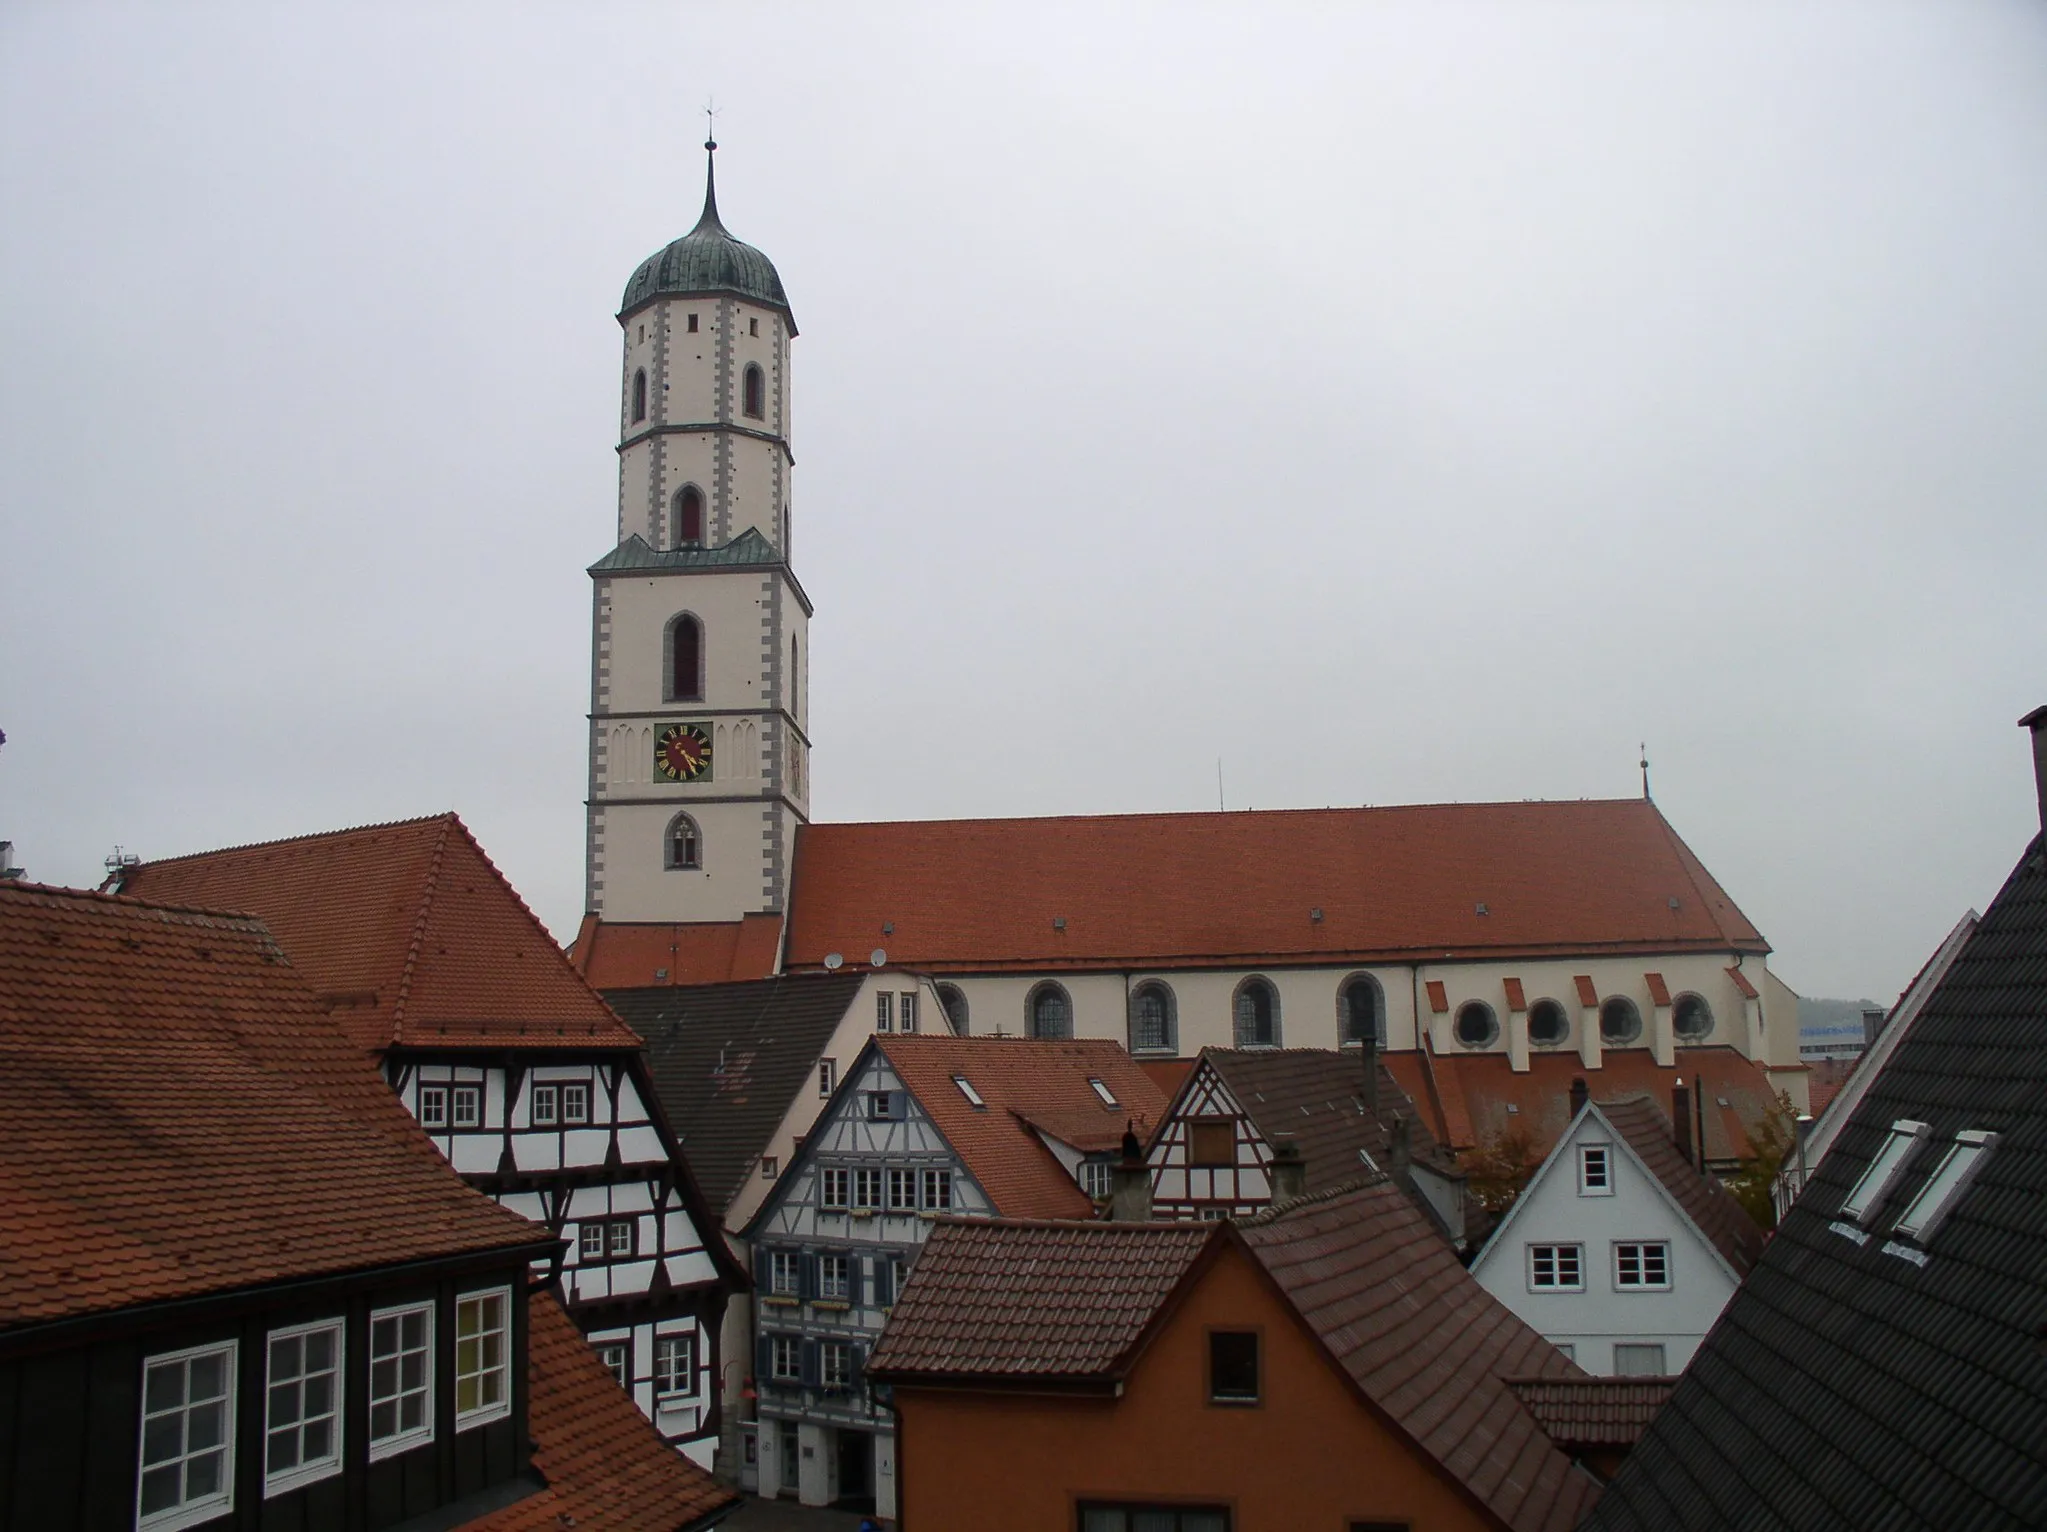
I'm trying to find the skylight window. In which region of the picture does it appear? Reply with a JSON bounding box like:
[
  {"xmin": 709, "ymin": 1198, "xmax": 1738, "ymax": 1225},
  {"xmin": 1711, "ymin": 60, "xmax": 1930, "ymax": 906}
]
[
  {"xmin": 1893, "ymin": 1130, "xmax": 1998, "ymax": 1243},
  {"xmin": 952, "ymin": 1075, "xmax": 986, "ymax": 1109},
  {"xmin": 1841, "ymin": 1119, "xmax": 1929, "ymax": 1223},
  {"xmin": 1088, "ymin": 1078, "xmax": 1119, "ymax": 1108}
]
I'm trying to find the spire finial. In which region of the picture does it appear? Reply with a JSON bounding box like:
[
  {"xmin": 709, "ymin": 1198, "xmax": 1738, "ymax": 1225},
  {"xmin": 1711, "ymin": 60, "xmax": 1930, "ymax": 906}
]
[
  {"xmin": 695, "ymin": 103, "xmax": 722, "ymax": 231},
  {"xmin": 1640, "ymin": 742, "xmax": 1652, "ymax": 802}
]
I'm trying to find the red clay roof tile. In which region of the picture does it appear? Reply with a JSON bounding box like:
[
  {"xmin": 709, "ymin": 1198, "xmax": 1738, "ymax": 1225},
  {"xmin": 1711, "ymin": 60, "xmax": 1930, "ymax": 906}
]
[
  {"xmin": 785, "ymin": 800, "xmax": 1766, "ymax": 972},
  {"xmin": 577, "ymin": 916, "xmax": 785, "ymax": 988},
  {"xmin": 0, "ymin": 883, "xmax": 545, "ymax": 1330},
  {"xmin": 462, "ymin": 1291, "xmax": 737, "ymax": 1531},
  {"xmin": 1645, "ymin": 971, "xmax": 1673, "ymax": 1008},
  {"xmin": 1575, "ymin": 974, "xmax": 1601, "ymax": 1008},
  {"xmin": 118, "ymin": 816, "xmax": 638, "ymax": 1052},
  {"xmin": 1504, "ymin": 976, "xmax": 1528, "ymax": 1012},
  {"xmin": 1506, "ymin": 1377, "xmax": 1676, "ymax": 1449},
  {"xmin": 874, "ymin": 1036, "xmax": 1170, "ymax": 1220}
]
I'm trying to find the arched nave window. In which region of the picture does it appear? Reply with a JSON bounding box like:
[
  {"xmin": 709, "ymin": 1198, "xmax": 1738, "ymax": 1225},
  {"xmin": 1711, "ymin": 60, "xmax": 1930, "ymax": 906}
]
[
  {"xmin": 665, "ymin": 813, "xmax": 701, "ymax": 871},
  {"xmin": 674, "ymin": 485, "xmax": 705, "ymax": 548},
  {"xmin": 1129, "ymin": 982, "xmax": 1176, "ymax": 1054},
  {"xmin": 1233, "ymin": 977, "xmax": 1280, "ymax": 1048},
  {"xmin": 743, "ymin": 363, "xmax": 765, "ymax": 419},
  {"xmin": 1027, "ymin": 982, "xmax": 1072, "ymax": 1041},
  {"xmin": 1339, "ymin": 974, "xmax": 1385, "ymax": 1047},
  {"xmin": 935, "ymin": 984, "xmax": 969, "ymax": 1035},
  {"xmin": 632, "ymin": 368, "xmax": 648, "ymax": 424},
  {"xmin": 667, "ymin": 615, "xmax": 703, "ymax": 703}
]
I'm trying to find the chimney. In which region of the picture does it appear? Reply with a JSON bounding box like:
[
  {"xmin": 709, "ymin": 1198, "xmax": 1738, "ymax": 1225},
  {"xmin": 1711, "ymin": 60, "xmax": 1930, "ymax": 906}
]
[
  {"xmin": 1568, "ymin": 1076, "xmax": 1589, "ymax": 1118},
  {"xmin": 1390, "ymin": 1112, "xmax": 1413, "ymax": 1192},
  {"xmin": 2022, "ymin": 706, "xmax": 2047, "ymax": 835},
  {"xmin": 1673, "ymin": 1076, "xmax": 1694, "ymax": 1167},
  {"xmin": 1361, "ymin": 1026, "xmax": 1380, "ymax": 1119},
  {"xmin": 1268, "ymin": 1137, "xmax": 1307, "ymax": 1205},
  {"xmin": 1862, "ymin": 1007, "xmax": 1889, "ymax": 1048},
  {"xmin": 1107, "ymin": 1122, "xmax": 1153, "ymax": 1223}
]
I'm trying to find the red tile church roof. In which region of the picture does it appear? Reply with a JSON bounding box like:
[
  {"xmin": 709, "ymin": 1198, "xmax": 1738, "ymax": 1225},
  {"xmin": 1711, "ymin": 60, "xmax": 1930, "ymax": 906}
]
[
  {"xmin": 118, "ymin": 815, "xmax": 638, "ymax": 1052},
  {"xmin": 785, "ymin": 799, "xmax": 1766, "ymax": 973}
]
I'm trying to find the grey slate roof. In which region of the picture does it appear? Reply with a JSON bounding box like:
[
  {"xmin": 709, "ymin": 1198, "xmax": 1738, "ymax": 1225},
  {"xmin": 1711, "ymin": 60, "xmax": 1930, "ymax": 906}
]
[
  {"xmin": 1583, "ymin": 831, "xmax": 2047, "ymax": 1532},
  {"xmin": 607, "ymin": 973, "xmax": 867, "ymax": 1219},
  {"xmin": 588, "ymin": 529, "xmax": 784, "ymax": 575}
]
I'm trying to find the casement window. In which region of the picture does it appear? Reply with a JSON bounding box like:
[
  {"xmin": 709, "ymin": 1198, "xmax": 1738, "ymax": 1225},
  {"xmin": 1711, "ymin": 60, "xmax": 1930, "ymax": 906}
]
[
  {"xmin": 922, "ymin": 1168, "xmax": 953, "ymax": 1211},
  {"xmin": 1188, "ymin": 1118, "xmax": 1235, "ymax": 1168},
  {"xmin": 530, "ymin": 1083, "xmax": 558, "ymax": 1126},
  {"xmin": 1614, "ymin": 1242, "xmax": 1671, "ymax": 1290},
  {"xmin": 868, "ymin": 1090, "xmax": 897, "ymax": 1120},
  {"xmin": 769, "ymin": 1334, "xmax": 801, "ymax": 1382},
  {"xmin": 1208, "ymin": 1330, "xmax": 1260, "ymax": 1404},
  {"xmin": 769, "ymin": 1251, "xmax": 800, "ymax": 1296},
  {"xmin": 264, "ymin": 1320, "xmax": 343, "ymax": 1495},
  {"xmin": 1527, "ymin": 1243, "xmax": 1584, "ymax": 1291},
  {"xmin": 579, "ymin": 1223, "xmax": 603, "ymax": 1260},
  {"xmin": 819, "ymin": 1253, "xmax": 851, "ymax": 1300},
  {"xmin": 454, "ymin": 1288, "xmax": 512, "ymax": 1428},
  {"xmin": 562, "ymin": 1083, "xmax": 591, "ymax": 1124},
  {"xmin": 368, "ymin": 1304, "xmax": 433, "ymax": 1459},
  {"xmin": 899, "ymin": 992, "xmax": 918, "ymax": 1032},
  {"xmin": 853, "ymin": 1167, "xmax": 883, "ymax": 1208},
  {"xmin": 655, "ymin": 1334, "xmax": 696, "ymax": 1397},
  {"xmin": 1578, "ymin": 1144, "xmax": 1613, "ymax": 1195},
  {"xmin": 578, "ymin": 1218, "xmax": 635, "ymax": 1260},
  {"xmin": 1079, "ymin": 1158, "xmax": 1113, "ymax": 1200},
  {"xmin": 1612, "ymin": 1343, "xmax": 1667, "ymax": 1376},
  {"xmin": 875, "ymin": 992, "xmax": 893, "ymax": 1032},
  {"xmin": 452, "ymin": 1085, "xmax": 481, "ymax": 1129},
  {"xmin": 599, "ymin": 1343, "xmax": 629, "ymax": 1389},
  {"xmin": 820, "ymin": 1340, "xmax": 853, "ymax": 1390},
  {"xmin": 820, "ymin": 1168, "xmax": 850, "ymax": 1209},
  {"xmin": 1080, "ymin": 1506, "xmax": 1230, "ymax": 1532},
  {"xmin": 1842, "ymin": 1118, "xmax": 1930, "ymax": 1223},
  {"xmin": 887, "ymin": 1168, "xmax": 917, "ymax": 1211},
  {"xmin": 1894, "ymin": 1129, "xmax": 1999, "ymax": 1242},
  {"xmin": 818, "ymin": 1058, "xmax": 837, "ymax": 1098},
  {"xmin": 418, "ymin": 1085, "xmax": 448, "ymax": 1128},
  {"xmin": 137, "ymin": 1340, "xmax": 237, "ymax": 1530}
]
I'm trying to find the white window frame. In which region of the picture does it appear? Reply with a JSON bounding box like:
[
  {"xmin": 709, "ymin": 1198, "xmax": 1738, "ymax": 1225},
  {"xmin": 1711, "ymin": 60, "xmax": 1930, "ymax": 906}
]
[
  {"xmin": 530, "ymin": 1082, "xmax": 558, "ymax": 1126},
  {"xmin": 578, "ymin": 1223, "xmax": 604, "ymax": 1261},
  {"xmin": 922, "ymin": 1168, "xmax": 953, "ymax": 1211},
  {"xmin": 875, "ymin": 992, "xmax": 893, "ymax": 1032},
  {"xmin": 1612, "ymin": 1342, "xmax": 1668, "ymax": 1376},
  {"xmin": 1842, "ymin": 1118, "xmax": 1930, "ymax": 1223},
  {"xmin": 137, "ymin": 1339, "xmax": 238, "ymax": 1532},
  {"xmin": 899, "ymin": 992, "xmax": 918, "ymax": 1032},
  {"xmin": 1578, "ymin": 1144, "xmax": 1613, "ymax": 1196},
  {"xmin": 262, "ymin": 1318, "xmax": 345, "ymax": 1497},
  {"xmin": 562, "ymin": 1082, "xmax": 591, "ymax": 1124},
  {"xmin": 952, "ymin": 1074, "xmax": 986, "ymax": 1108},
  {"xmin": 770, "ymin": 1334, "xmax": 801, "ymax": 1382},
  {"xmin": 818, "ymin": 1058, "xmax": 837, "ymax": 1098},
  {"xmin": 418, "ymin": 1084, "xmax": 448, "ymax": 1128},
  {"xmin": 819, "ymin": 1253, "xmax": 851, "ymax": 1300},
  {"xmin": 820, "ymin": 1168, "xmax": 850, "ymax": 1209},
  {"xmin": 655, "ymin": 1333, "xmax": 697, "ymax": 1398},
  {"xmin": 1613, "ymin": 1241, "xmax": 1672, "ymax": 1291},
  {"xmin": 1527, "ymin": 1243, "xmax": 1585, "ymax": 1292},
  {"xmin": 769, "ymin": 1251, "xmax": 800, "ymax": 1296},
  {"xmin": 607, "ymin": 1219, "xmax": 635, "ymax": 1258},
  {"xmin": 887, "ymin": 1168, "xmax": 916, "ymax": 1211},
  {"xmin": 1893, "ymin": 1129, "xmax": 1999, "ymax": 1243},
  {"xmin": 367, "ymin": 1302, "xmax": 434, "ymax": 1462},
  {"xmin": 1079, "ymin": 1159, "xmax": 1113, "ymax": 1200},
  {"xmin": 452, "ymin": 1085, "xmax": 481, "ymax": 1129},
  {"xmin": 598, "ymin": 1341, "xmax": 630, "ymax": 1389},
  {"xmin": 821, "ymin": 1340, "xmax": 853, "ymax": 1390},
  {"xmin": 853, "ymin": 1167, "xmax": 883, "ymax": 1209},
  {"xmin": 454, "ymin": 1287, "xmax": 513, "ymax": 1431}
]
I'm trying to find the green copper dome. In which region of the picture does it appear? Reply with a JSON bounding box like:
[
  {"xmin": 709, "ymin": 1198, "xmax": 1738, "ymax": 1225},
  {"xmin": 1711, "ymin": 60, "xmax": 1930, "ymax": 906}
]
[{"xmin": 620, "ymin": 142, "xmax": 794, "ymax": 330}]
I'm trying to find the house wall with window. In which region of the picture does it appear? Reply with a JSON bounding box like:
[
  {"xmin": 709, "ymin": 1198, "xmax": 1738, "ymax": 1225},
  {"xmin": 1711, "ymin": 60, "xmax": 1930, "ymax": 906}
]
[
  {"xmin": 743, "ymin": 1050, "xmax": 994, "ymax": 1520},
  {"xmin": 1469, "ymin": 1106, "xmax": 1742, "ymax": 1376},
  {"xmin": 390, "ymin": 1051, "xmax": 729, "ymax": 1461},
  {"xmin": 888, "ymin": 1240, "xmax": 1503, "ymax": 1532},
  {"xmin": 0, "ymin": 1259, "xmax": 537, "ymax": 1532}
]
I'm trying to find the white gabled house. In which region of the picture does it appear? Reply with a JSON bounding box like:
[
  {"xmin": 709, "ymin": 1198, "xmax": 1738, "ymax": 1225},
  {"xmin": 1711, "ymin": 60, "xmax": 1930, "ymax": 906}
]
[{"xmin": 1470, "ymin": 1083, "xmax": 1765, "ymax": 1377}]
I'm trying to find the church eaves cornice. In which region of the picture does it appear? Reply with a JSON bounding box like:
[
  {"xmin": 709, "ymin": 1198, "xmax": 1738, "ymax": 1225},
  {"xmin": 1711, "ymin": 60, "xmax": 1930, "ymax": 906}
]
[{"xmin": 588, "ymin": 532, "xmax": 813, "ymax": 614}]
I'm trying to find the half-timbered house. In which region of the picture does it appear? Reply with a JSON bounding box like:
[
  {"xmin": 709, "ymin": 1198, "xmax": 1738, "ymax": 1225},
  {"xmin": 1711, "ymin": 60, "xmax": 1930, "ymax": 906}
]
[
  {"xmin": 0, "ymin": 880, "xmax": 737, "ymax": 1532},
  {"xmin": 741, "ymin": 1035, "xmax": 1168, "ymax": 1520},
  {"xmin": 1147, "ymin": 1045, "xmax": 1471, "ymax": 1243},
  {"xmin": 114, "ymin": 816, "xmax": 746, "ymax": 1465}
]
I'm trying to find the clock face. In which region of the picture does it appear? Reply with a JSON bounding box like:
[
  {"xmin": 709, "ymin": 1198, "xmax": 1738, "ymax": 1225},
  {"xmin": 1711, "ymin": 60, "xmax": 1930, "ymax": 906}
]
[{"xmin": 655, "ymin": 723, "xmax": 713, "ymax": 783}]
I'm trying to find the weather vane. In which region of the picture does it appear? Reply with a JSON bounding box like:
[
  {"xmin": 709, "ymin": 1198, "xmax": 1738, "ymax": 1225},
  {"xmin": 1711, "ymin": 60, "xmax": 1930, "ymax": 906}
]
[
  {"xmin": 704, "ymin": 99, "xmax": 718, "ymax": 150},
  {"xmin": 1640, "ymin": 742, "xmax": 1652, "ymax": 802}
]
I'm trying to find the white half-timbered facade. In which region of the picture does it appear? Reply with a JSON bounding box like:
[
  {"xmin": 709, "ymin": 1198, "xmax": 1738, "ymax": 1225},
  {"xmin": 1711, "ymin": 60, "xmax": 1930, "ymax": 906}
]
[
  {"xmin": 389, "ymin": 1049, "xmax": 737, "ymax": 1464},
  {"xmin": 743, "ymin": 1043, "xmax": 996, "ymax": 1519},
  {"xmin": 1149, "ymin": 1066, "xmax": 1273, "ymax": 1218}
]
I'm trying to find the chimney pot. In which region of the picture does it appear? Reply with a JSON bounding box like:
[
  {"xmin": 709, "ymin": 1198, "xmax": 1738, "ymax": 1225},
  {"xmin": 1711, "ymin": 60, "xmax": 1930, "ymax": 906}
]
[
  {"xmin": 1673, "ymin": 1077, "xmax": 1695, "ymax": 1166},
  {"xmin": 1569, "ymin": 1077, "xmax": 1589, "ymax": 1117},
  {"xmin": 1268, "ymin": 1137, "xmax": 1307, "ymax": 1205},
  {"xmin": 1107, "ymin": 1120, "xmax": 1153, "ymax": 1222},
  {"xmin": 2021, "ymin": 706, "xmax": 2047, "ymax": 835}
]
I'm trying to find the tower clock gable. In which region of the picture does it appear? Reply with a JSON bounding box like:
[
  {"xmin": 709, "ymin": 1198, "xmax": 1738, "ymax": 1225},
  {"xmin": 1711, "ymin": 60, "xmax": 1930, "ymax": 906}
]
[{"xmin": 588, "ymin": 140, "xmax": 809, "ymax": 927}]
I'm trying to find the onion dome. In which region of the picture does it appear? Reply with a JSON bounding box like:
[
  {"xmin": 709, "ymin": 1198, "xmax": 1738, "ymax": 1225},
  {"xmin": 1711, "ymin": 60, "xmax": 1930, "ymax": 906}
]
[{"xmin": 619, "ymin": 139, "xmax": 793, "ymax": 330}]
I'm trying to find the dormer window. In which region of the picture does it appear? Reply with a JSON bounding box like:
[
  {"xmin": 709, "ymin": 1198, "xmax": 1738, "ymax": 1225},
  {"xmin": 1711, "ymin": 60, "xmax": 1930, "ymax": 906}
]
[
  {"xmin": 953, "ymin": 1075, "xmax": 986, "ymax": 1109},
  {"xmin": 1088, "ymin": 1078, "xmax": 1119, "ymax": 1108},
  {"xmin": 1892, "ymin": 1129, "xmax": 1998, "ymax": 1242},
  {"xmin": 1842, "ymin": 1119, "xmax": 1929, "ymax": 1223}
]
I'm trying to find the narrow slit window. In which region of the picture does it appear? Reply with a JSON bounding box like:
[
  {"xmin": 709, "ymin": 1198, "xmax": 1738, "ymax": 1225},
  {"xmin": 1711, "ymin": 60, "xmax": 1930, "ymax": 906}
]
[
  {"xmin": 674, "ymin": 486, "xmax": 705, "ymax": 548},
  {"xmin": 669, "ymin": 616, "xmax": 703, "ymax": 702},
  {"xmin": 1842, "ymin": 1119, "xmax": 1930, "ymax": 1223},
  {"xmin": 1893, "ymin": 1129, "xmax": 1998, "ymax": 1242},
  {"xmin": 631, "ymin": 368, "xmax": 648, "ymax": 423},
  {"xmin": 743, "ymin": 363, "xmax": 765, "ymax": 418}
]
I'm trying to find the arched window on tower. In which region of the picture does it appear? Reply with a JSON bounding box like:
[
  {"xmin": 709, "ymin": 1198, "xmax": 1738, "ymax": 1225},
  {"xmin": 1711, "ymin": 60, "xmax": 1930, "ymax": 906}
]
[
  {"xmin": 665, "ymin": 813, "xmax": 701, "ymax": 871},
  {"xmin": 668, "ymin": 615, "xmax": 703, "ymax": 702},
  {"xmin": 632, "ymin": 368, "xmax": 648, "ymax": 424},
  {"xmin": 743, "ymin": 363, "xmax": 765, "ymax": 419},
  {"xmin": 673, "ymin": 486, "xmax": 705, "ymax": 548}
]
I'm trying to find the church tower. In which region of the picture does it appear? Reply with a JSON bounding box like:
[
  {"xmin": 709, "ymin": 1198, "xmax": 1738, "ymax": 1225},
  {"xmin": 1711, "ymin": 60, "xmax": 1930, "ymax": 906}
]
[{"xmin": 584, "ymin": 138, "xmax": 810, "ymax": 925}]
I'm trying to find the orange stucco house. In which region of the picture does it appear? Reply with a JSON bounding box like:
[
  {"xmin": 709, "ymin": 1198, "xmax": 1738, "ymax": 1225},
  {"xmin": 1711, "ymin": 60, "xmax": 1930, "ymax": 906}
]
[{"xmin": 867, "ymin": 1178, "xmax": 1609, "ymax": 1532}]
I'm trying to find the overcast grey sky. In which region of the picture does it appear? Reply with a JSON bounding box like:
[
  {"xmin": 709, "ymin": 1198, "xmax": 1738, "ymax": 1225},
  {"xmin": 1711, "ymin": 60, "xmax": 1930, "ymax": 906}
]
[{"xmin": 3, "ymin": 2, "xmax": 2043, "ymax": 1001}]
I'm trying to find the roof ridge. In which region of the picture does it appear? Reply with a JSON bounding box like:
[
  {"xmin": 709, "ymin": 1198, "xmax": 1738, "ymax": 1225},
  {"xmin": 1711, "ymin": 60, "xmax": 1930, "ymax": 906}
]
[
  {"xmin": 0, "ymin": 880, "xmax": 281, "ymax": 932},
  {"xmin": 389, "ymin": 814, "xmax": 458, "ymax": 1044},
  {"xmin": 1244, "ymin": 1172, "xmax": 1391, "ymax": 1223},
  {"xmin": 122, "ymin": 811, "xmax": 457, "ymax": 869},
  {"xmin": 1646, "ymin": 802, "xmax": 1745, "ymax": 949},
  {"xmin": 805, "ymin": 798, "xmax": 1654, "ymax": 835}
]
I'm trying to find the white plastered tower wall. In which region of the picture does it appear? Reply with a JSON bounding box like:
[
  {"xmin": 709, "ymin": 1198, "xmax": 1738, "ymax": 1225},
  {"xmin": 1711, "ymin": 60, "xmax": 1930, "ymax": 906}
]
[{"xmin": 588, "ymin": 141, "xmax": 810, "ymax": 924}]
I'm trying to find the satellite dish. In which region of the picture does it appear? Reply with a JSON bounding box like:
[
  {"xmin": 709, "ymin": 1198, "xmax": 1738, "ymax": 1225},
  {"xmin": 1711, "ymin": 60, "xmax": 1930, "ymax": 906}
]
[
  {"xmin": 823, "ymin": 952, "xmax": 844, "ymax": 971},
  {"xmin": 870, "ymin": 948, "xmax": 888, "ymax": 968}
]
